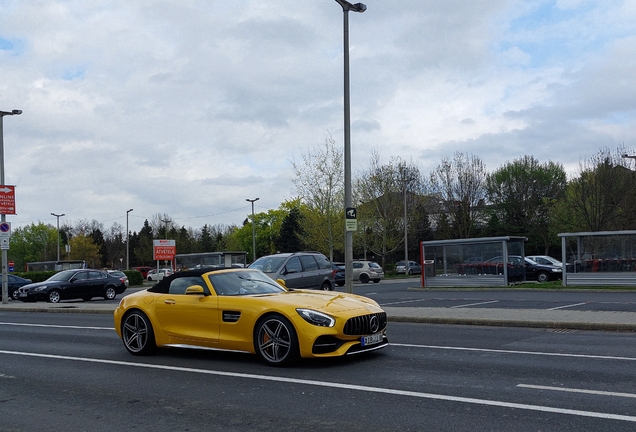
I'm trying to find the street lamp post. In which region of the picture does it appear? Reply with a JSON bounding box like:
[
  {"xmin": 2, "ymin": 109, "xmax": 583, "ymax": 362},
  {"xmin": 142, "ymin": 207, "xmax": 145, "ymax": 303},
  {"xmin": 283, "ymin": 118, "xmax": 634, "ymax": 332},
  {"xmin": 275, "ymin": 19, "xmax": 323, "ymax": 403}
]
[
  {"xmin": 0, "ymin": 109, "xmax": 21, "ymax": 304},
  {"xmin": 246, "ymin": 198, "xmax": 259, "ymax": 263},
  {"xmin": 51, "ymin": 213, "xmax": 65, "ymax": 262},
  {"xmin": 126, "ymin": 209, "xmax": 133, "ymax": 270},
  {"xmin": 334, "ymin": 0, "xmax": 366, "ymax": 293}
]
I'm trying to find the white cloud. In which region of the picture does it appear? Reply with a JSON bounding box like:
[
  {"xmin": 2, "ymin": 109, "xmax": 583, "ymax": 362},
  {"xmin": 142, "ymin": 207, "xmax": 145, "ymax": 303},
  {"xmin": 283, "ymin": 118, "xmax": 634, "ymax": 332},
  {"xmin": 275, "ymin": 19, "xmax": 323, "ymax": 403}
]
[{"xmin": 0, "ymin": 0, "xmax": 634, "ymax": 233}]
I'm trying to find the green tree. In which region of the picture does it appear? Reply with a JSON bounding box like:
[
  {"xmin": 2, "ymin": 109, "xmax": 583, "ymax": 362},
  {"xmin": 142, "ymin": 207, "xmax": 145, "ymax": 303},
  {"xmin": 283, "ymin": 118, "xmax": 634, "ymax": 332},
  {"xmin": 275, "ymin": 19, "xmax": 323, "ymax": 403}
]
[
  {"xmin": 276, "ymin": 207, "xmax": 304, "ymax": 253},
  {"xmin": 486, "ymin": 155, "xmax": 567, "ymax": 254},
  {"xmin": 68, "ymin": 234, "xmax": 101, "ymax": 268},
  {"xmin": 8, "ymin": 223, "xmax": 58, "ymax": 270}
]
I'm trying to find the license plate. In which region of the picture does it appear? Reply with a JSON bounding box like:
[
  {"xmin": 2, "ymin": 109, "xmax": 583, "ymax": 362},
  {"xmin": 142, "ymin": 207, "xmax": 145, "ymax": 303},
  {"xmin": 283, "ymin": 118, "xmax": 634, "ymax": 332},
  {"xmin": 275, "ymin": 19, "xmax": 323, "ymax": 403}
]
[
  {"xmin": 19, "ymin": 292, "xmax": 27, "ymax": 297},
  {"xmin": 361, "ymin": 333, "xmax": 383, "ymax": 346}
]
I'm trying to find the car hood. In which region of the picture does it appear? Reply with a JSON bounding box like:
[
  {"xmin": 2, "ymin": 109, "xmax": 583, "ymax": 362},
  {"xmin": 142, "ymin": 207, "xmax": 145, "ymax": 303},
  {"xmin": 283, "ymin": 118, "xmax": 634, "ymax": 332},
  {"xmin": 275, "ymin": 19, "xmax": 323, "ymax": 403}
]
[
  {"xmin": 266, "ymin": 289, "xmax": 383, "ymax": 314},
  {"xmin": 20, "ymin": 280, "xmax": 65, "ymax": 290}
]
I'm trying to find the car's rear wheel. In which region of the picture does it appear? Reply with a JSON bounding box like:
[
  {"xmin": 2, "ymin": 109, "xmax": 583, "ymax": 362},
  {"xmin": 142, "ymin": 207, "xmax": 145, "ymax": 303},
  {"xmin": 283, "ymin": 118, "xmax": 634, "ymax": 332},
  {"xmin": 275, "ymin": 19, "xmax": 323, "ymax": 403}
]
[
  {"xmin": 373, "ymin": 279, "xmax": 380, "ymax": 283},
  {"xmin": 122, "ymin": 310, "xmax": 157, "ymax": 355},
  {"xmin": 47, "ymin": 290, "xmax": 61, "ymax": 303},
  {"xmin": 104, "ymin": 286, "xmax": 117, "ymax": 300},
  {"xmin": 407, "ymin": 268, "xmax": 413, "ymax": 275},
  {"xmin": 320, "ymin": 282, "xmax": 332, "ymax": 291},
  {"xmin": 359, "ymin": 273, "xmax": 370, "ymax": 284},
  {"xmin": 537, "ymin": 271, "xmax": 549, "ymax": 283},
  {"xmin": 254, "ymin": 315, "xmax": 299, "ymax": 366}
]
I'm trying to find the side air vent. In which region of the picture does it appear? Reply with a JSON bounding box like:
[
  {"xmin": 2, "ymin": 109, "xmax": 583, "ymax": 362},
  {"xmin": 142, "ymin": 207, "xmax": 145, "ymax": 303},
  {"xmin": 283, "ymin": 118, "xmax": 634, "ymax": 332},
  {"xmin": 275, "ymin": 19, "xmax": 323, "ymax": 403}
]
[{"xmin": 222, "ymin": 311, "xmax": 241, "ymax": 323}]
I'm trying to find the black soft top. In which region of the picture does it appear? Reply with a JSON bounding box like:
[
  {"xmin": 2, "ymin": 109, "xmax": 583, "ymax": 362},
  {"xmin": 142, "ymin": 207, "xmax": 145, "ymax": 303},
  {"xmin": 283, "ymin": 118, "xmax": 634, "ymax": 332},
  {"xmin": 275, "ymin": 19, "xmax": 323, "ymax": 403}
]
[{"xmin": 147, "ymin": 268, "xmax": 229, "ymax": 294}]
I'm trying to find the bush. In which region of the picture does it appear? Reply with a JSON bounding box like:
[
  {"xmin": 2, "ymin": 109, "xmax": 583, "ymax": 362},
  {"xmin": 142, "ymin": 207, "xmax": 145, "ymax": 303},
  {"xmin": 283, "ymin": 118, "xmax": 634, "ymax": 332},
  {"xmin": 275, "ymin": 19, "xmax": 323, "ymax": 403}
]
[{"xmin": 125, "ymin": 270, "xmax": 144, "ymax": 286}]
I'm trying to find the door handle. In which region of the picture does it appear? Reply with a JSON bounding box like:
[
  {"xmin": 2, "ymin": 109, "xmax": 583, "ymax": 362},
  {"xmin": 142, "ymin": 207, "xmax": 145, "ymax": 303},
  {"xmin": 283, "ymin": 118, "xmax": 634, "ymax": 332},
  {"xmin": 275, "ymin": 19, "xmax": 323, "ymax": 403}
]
[{"xmin": 164, "ymin": 299, "xmax": 176, "ymax": 305}]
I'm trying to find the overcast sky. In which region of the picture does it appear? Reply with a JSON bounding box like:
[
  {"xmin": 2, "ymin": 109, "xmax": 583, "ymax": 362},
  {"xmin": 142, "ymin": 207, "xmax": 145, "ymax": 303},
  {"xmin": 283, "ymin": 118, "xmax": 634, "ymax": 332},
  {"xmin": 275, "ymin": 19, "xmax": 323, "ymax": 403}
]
[{"xmin": 1, "ymin": 0, "xmax": 635, "ymax": 234}]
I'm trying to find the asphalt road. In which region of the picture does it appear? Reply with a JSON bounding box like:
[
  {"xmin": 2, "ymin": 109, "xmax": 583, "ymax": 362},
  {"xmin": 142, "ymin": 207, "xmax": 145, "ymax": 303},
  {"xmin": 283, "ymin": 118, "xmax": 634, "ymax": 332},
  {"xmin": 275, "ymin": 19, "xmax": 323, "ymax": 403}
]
[{"xmin": 1, "ymin": 311, "xmax": 636, "ymax": 431}]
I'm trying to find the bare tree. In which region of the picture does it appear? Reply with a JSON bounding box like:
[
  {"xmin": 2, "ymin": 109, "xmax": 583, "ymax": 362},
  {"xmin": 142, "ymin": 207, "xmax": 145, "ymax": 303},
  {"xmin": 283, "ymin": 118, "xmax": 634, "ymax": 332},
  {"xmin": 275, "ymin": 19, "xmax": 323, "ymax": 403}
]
[
  {"xmin": 429, "ymin": 152, "xmax": 488, "ymax": 239},
  {"xmin": 355, "ymin": 150, "xmax": 425, "ymax": 267},
  {"xmin": 291, "ymin": 132, "xmax": 344, "ymax": 260}
]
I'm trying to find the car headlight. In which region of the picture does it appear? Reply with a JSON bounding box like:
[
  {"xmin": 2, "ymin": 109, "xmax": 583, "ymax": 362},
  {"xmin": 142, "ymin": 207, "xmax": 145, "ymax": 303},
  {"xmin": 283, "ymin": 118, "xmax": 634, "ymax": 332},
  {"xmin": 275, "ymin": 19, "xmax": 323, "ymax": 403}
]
[
  {"xmin": 296, "ymin": 308, "xmax": 335, "ymax": 327},
  {"xmin": 551, "ymin": 268, "xmax": 562, "ymax": 272},
  {"xmin": 34, "ymin": 286, "xmax": 48, "ymax": 291}
]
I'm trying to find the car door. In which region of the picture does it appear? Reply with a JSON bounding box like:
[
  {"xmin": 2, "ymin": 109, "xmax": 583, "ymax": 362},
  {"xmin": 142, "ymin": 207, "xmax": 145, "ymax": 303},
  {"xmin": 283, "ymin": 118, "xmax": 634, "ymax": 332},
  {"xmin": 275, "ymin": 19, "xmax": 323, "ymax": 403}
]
[
  {"xmin": 88, "ymin": 270, "xmax": 108, "ymax": 297},
  {"xmin": 299, "ymin": 255, "xmax": 320, "ymax": 289},
  {"xmin": 280, "ymin": 256, "xmax": 304, "ymax": 288},
  {"xmin": 154, "ymin": 276, "xmax": 219, "ymax": 342},
  {"xmin": 65, "ymin": 271, "xmax": 91, "ymax": 299}
]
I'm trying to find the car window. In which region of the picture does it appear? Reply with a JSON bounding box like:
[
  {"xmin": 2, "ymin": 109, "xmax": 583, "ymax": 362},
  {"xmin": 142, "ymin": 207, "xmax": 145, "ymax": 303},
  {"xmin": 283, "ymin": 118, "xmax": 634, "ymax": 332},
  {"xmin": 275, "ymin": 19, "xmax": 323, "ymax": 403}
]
[
  {"xmin": 285, "ymin": 257, "xmax": 302, "ymax": 273},
  {"xmin": 314, "ymin": 254, "xmax": 332, "ymax": 270},
  {"xmin": 207, "ymin": 270, "xmax": 285, "ymax": 296},
  {"xmin": 299, "ymin": 255, "xmax": 318, "ymax": 271},
  {"xmin": 73, "ymin": 272, "xmax": 89, "ymax": 281},
  {"xmin": 369, "ymin": 262, "xmax": 382, "ymax": 269},
  {"xmin": 169, "ymin": 276, "xmax": 208, "ymax": 295},
  {"xmin": 89, "ymin": 271, "xmax": 105, "ymax": 279},
  {"xmin": 353, "ymin": 262, "xmax": 363, "ymax": 269},
  {"xmin": 249, "ymin": 256, "xmax": 287, "ymax": 273}
]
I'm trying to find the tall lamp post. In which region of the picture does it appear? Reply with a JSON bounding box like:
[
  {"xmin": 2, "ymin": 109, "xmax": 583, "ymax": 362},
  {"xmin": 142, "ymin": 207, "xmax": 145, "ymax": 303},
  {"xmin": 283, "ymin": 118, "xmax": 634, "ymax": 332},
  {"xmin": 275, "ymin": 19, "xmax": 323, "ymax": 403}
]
[
  {"xmin": 126, "ymin": 209, "xmax": 133, "ymax": 270},
  {"xmin": 0, "ymin": 109, "xmax": 21, "ymax": 304},
  {"xmin": 51, "ymin": 213, "xmax": 65, "ymax": 262},
  {"xmin": 335, "ymin": 0, "xmax": 366, "ymax": 293},
  {"xmin": 246, "ymin": 198, "xmax": 259, "ymax": 263}
]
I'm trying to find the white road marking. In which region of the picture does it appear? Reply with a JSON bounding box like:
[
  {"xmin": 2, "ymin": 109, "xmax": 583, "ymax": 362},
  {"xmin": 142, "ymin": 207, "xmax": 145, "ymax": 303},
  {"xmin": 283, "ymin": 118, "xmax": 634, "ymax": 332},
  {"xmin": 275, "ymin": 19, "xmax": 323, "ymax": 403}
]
[
  {"xmin": 452, "ymin": 300, "xmax": 499, "ymax": 308},
  {"xmin": 0, "ymin": 349, "xmax": 635, "ymax": 423},
  {"xmin": 380, "ymin": 299, "xmax": 430, "ymax": 306},
  {"xmin": 392, "ymin": 343, "xmax": 636, "ymax": 361},
  {"xmin": 0, "ymin": 321, "xmax": 113, "ymax": 330},
  {"xmin": 518, "ymin": 384, "xmax": 636, "ymax": 399},
  {"xmin": 548, "ymin": 302, "xmax": 586, "ymax": 310}
]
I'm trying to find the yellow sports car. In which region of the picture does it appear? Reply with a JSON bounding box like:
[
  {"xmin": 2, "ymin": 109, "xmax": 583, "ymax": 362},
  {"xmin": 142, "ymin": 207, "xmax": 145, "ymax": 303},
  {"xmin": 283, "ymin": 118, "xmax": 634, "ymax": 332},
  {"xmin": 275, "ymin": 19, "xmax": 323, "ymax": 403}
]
[{"xmin": 114, "ymin": 268, "xmax": 388, "ymax": 366}]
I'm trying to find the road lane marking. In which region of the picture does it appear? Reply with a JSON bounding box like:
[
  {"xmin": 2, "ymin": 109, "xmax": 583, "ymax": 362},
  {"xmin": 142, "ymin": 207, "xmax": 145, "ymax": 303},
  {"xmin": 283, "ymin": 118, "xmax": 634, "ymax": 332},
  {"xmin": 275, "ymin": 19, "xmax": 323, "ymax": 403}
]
[
  {"xmin": 391, "ymin": 343, "xmax": 636, "ymax": 361},
  {"xmin": 452, "ymin": 300, "xmax": 499, "ymax": 308},
  {"xmin": 0, "ymin": 322, "xmax": 113, "ymax": 330},
  {"xmin": 379, "ymin": 299, "xmax": 430, "ymax": 306},
  {"xmin": 0, "ymin": 349, "xmax": 635, "ymax": 423},
  {"xmin": 518, "ymin": 384, "xmax": 636, "ymax": 399},
  {"xmin": 548, "ymin": 302, "xmax": 586, "ymax": 311}
]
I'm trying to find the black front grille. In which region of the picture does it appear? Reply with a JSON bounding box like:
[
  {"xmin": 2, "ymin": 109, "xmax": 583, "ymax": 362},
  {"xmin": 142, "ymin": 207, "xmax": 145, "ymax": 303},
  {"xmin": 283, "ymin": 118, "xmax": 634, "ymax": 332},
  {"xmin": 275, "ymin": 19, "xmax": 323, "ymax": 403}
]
[{"xmin": 343, "ymin": 312, "xmax": 387, "ymax": 335}]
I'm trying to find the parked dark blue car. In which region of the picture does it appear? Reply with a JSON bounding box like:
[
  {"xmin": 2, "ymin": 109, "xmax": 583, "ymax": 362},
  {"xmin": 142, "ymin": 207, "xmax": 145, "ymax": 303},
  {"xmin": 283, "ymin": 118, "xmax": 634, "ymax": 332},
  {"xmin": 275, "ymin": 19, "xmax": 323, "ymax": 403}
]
[{"xmin": 332, "ymin": 262, "xmax": 345, "ymax": 287}]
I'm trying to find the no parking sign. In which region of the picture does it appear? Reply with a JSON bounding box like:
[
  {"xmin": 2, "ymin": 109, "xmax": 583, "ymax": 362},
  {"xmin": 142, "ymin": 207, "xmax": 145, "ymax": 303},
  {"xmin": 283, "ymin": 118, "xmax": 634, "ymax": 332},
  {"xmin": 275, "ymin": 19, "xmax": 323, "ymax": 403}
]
[{"xmin": 0, "ymin": 222, "xmax": 10, "ymax": 250}]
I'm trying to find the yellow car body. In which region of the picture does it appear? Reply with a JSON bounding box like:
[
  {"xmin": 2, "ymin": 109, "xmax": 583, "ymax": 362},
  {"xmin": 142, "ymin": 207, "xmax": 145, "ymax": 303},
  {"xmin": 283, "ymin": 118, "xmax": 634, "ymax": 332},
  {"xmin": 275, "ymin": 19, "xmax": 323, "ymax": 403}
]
[{"xmin": 114, "ymin": 268, "xmax": 388, "ymax": 366}]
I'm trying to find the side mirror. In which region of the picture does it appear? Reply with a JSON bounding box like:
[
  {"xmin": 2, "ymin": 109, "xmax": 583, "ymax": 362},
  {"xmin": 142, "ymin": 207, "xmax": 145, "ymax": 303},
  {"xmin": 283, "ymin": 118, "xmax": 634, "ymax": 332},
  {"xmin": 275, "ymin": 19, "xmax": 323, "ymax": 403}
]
[
  {"xmin": 185, "ymin": 285, "xmax": 206, "ymax": 295},
  {"xmin": 276, "ymin": 279, "xmax": 287, "ymax": 288}
]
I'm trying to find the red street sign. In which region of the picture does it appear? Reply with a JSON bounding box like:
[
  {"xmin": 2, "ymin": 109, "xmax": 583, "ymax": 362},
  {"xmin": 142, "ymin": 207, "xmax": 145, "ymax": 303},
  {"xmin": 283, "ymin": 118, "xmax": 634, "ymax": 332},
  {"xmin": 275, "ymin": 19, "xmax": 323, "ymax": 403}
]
[
  {"xmin": 0, "ymin": 185, "xmax": 15, "ymax": 215},
  {"xmin": 153, "ymin": 239, "xmax": 176, "ymax": 260}
]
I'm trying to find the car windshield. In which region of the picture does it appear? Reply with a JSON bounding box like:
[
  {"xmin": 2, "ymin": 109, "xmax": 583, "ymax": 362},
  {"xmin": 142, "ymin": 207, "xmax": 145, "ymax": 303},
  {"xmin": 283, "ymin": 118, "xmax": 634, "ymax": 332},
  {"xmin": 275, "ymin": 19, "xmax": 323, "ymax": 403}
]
[
  {"xmin": 207, "ymin": 270, "xmax": 286, "ymax": 296},
  {"xmin": 47, "ymin": 270, "xmax": 77, "ymax": 282},
  {"xmin": 248, "ymin": 256, "xmax": 287, "ymax": 274}
]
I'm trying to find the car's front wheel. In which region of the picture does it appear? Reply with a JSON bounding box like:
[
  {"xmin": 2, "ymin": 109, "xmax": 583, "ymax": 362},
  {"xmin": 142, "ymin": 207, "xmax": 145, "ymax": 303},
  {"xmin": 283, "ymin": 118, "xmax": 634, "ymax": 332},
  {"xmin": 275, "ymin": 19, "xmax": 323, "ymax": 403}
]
[
  {"xmin": 537, "ymin": 271, "xmax": 549, "ymax": 283},
  {"xmin": 10, "ymin": 288, "xmax": 19, "ymax": 300},
  {"xmin": 254, "ymin": 315, "xmax": 299, "ymax": 366},
  {"xmin": 122, "ymin": 310, "xmax": 157, "ymax": 355},
  {"xmin": 104, "ymin": 286, "xmax": 117, "ymax": 300},
  {"xmin": 47, "ymin": 290, "xmax": 61, "ymax": 303}
]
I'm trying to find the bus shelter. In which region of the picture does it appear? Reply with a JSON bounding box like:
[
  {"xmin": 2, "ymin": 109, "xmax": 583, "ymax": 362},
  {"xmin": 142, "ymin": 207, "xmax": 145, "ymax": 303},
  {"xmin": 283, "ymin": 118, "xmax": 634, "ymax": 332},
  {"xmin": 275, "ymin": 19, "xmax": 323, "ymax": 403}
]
[
  {"xmin": 559, "ymin": 230, "xmax": 636, "ymax": 286},
  {"xmin": 420, "ymin": 236, "xmax": 527, "ymax": 287}
]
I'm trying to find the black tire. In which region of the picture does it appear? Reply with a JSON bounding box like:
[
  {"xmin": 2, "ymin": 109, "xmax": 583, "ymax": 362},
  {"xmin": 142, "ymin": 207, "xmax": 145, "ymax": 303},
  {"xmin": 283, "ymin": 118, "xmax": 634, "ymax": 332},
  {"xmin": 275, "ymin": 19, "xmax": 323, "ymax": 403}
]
[
  {"xmin": 147, "ymin": 276, "xmax": 152, "ymax": 281},
  {"xmin": 10, "ymin": 288, "xmax": 19, "ymax": 301},
  {"xmin": 46, "ymin": 290, "xmax": 61, "ymax": 303},
  {"xmin": 320, "ymin": 282, "xmax": 332, "ymax": 291},
  {"xmin": 407, "ymin": 268, "xmax": 413, "ymax": 275},
  {"xmin": 104, "ymin": 286, "xmax": 117, "ymax": 300},
  {"xmin": 373, "ymin": 279, "xmax": 380, "ymax": 283},
  {"xmin": 121, "ymin": 310, "xmax": 157, "ymax": 355},
  {"xmin": 254, "ymin": 315, "xmax": 299, "ymax": 366},
  {"xmin": 336, "ymin": 282, "xmax": 345, "ymax": 287},
  {"xmin": 359, "ymin": 273, "xmax": 370, "ymax": 284},
  {"xmin": 537, "ymin": 271, "xmax": 549, "ymax": 283}
]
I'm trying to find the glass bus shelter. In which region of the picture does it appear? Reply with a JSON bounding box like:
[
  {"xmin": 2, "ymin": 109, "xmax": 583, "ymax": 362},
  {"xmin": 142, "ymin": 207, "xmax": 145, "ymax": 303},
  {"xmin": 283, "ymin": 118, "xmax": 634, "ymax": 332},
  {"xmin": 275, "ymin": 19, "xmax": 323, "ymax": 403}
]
[{"xmin": 420, "ymin": 236, "xmax": 527, "ymax": 287}]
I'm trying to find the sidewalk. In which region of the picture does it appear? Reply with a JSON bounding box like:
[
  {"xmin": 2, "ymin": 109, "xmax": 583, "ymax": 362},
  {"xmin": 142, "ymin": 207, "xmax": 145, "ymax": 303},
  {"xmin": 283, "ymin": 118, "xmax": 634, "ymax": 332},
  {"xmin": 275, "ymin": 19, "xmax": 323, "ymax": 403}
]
[{"xmin": 3, "ymin": 300, "xmax": 636, "ymax": 331}]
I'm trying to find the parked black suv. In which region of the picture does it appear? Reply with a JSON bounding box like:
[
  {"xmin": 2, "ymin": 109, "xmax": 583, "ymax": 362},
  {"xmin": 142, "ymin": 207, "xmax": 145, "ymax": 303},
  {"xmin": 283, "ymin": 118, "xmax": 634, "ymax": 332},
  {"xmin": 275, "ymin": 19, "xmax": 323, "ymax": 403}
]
[{"xmin": 248, "ymin": 252, "xmax": 335, "ymax": 291}]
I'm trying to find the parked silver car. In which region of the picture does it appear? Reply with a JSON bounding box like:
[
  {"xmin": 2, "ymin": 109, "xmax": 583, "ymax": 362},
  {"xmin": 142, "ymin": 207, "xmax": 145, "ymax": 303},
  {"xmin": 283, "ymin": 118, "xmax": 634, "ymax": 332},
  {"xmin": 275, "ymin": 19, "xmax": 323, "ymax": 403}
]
[
  {"xmin": 395, "ymin": 260, "xmax": 422, "ymax": 275},
  {"xmin": 248, "ymin": 252, "xmax": 335, "ymax": 291},
  {"xmin": 352, "ymin": 260, "xmax": 384, "ymax": 283}
]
